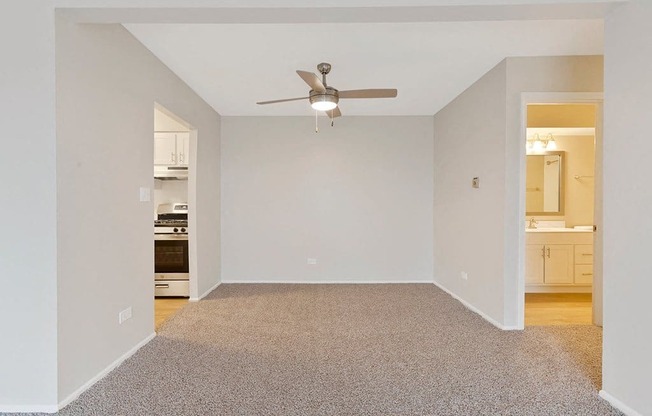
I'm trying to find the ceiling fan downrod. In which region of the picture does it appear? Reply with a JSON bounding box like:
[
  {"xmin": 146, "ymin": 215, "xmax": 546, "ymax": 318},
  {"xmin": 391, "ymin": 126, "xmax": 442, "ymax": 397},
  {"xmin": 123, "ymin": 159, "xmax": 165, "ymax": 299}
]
[{"xmin": 317, "ymin": 62, "xmax": 331, "ymax": 87}]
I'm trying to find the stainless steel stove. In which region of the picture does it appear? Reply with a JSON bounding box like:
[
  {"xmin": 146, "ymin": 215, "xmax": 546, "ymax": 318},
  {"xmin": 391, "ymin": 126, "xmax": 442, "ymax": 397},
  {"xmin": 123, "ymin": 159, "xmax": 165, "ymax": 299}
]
[{"xmin": 155, "ymin": 203, "xmax": 189, "ymax": 297}]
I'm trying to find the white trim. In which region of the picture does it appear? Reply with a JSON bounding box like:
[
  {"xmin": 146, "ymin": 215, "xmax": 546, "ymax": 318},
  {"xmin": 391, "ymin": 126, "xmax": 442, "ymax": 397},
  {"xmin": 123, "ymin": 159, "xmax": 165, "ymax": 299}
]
[
  {"xmin": 190, "ymin": 281, "xmax": 221, "ymax": 302},
  {"xmin": 0, "ymin": 404, "xmax": 59, "ymax": 414},
  {"xmin": 433, "ymin": 281, "xmax": 520, "ymax": 331},
  {"xmin": 599, "ymin": 390, "xmax": 644, "ymax": 416},
  {"xmin": 57, "ymin": 332, "xmax": 156, "ymax": 411},
  {"xmin": 219, "ymin": 279, "xmax": 433, "ymax": 284}
]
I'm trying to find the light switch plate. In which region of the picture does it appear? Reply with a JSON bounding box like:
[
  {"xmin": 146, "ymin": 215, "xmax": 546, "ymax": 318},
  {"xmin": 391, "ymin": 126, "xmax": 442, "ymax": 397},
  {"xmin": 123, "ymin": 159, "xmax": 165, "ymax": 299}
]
[
  {"xmin": 307, "ymin": 258, "xmax": 317, "ymax": 265},
  {"xmin": 119, "ymin": 307, "xmax": 132, "ymax": 324},
  {"xmin": 139, "ymin": 187, "xmax": 151, "ymax": 202}
]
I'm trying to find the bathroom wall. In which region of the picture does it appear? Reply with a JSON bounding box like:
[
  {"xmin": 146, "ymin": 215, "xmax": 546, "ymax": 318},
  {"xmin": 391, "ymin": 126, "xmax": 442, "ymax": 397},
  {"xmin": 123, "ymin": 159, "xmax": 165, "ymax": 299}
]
[
  {"xmin": 554, "ymin": 135, "xmax": 595, "ymax": 227},
  {"xmin": 526, "ymin": 104, "xmax": 596, "ymax": 227}
]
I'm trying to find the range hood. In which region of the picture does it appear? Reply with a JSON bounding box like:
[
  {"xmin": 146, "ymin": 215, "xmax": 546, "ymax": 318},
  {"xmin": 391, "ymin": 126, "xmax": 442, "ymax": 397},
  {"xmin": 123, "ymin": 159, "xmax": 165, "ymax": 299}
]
[{"xmin": 154, "ymin": 165, "xmax": 188, "ymax": 180}]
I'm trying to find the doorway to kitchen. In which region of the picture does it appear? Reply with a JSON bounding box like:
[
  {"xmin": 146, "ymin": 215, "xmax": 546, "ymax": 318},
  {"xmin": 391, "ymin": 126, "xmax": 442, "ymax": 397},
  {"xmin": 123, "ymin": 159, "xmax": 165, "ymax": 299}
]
[
  {"xmin": 520, "ymin": 97, "xmax": 602, "ymax": 327},
  {"xmin": 153, "ymin": 104, "xmax": 194, "ymax": 330}
]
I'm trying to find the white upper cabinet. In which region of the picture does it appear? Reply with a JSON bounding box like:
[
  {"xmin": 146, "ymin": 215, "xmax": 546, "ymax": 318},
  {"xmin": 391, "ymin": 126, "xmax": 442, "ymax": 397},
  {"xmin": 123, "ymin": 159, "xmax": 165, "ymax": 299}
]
[
  {"xmin": 176, "ymin": 132, "xmax": 190, "ymax": 166},
  {"xmin": 154, "ymin": 132, "xmax": 189, "ymax": 166}
]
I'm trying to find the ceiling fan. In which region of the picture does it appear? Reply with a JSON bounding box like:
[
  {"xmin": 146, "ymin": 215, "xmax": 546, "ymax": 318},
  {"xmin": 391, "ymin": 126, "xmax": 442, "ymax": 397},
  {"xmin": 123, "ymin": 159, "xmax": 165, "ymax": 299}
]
[{"xmin": 256, "ymin": 62, "xmax": 398, "ymax": 120}]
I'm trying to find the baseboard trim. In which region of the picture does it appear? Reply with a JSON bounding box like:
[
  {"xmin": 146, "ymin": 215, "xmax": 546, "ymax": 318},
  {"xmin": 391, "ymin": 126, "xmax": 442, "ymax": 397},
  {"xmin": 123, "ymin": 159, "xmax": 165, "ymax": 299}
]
[
  {"xmin": 57, "ymin": 332, "xmax": 156, "ymax": 411},
  {"xmin": 599, "ymin": 390, "xmax": 643, "ymax": 416},
  {"xmin": 219, "ymin": 280, "xmax": 433, "ymax": 284},
  {"xmin": 433, "ymin": 281, "xmax": 519, "ymax": 331},
  {"xmin": 0, "ymin": 404, "xmax": 59, "ymax": 414},
  {"xmin": 190, "ymin": 281, "xmax": 221, "ymax": 302}
]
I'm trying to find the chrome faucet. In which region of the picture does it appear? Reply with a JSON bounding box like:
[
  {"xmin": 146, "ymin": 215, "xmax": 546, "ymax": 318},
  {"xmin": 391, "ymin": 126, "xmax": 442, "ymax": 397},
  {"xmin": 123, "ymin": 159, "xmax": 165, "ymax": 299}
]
[{"xmin": 527, "ymin": 218, "xmax": 538, "ymax": 229}]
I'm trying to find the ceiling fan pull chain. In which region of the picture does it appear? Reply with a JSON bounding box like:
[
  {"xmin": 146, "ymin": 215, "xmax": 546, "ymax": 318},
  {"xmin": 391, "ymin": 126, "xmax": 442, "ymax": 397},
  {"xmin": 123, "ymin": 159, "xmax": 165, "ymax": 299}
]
[{"xmin": 315, "ymin": 110, "xmax": 319, "ymax": 133}]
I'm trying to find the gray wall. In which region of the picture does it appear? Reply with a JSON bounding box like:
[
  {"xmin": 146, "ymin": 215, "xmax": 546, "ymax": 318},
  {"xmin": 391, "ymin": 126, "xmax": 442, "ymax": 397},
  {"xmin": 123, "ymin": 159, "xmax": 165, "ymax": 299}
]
[
  {"xmin": 433, "ymin": 61, "xmax": 508, "ymax": 324},
  {"xmin": 0, "ymin": 1, "xmax": 58, "ymax": 409},
  {"xmin": 433, "ymin": 56, "xmax": 603, "ymax": 328},
  {"xmin": 55, "ymin": 20, "xmax": 221, "ymax": 403},
  {"xmin": 221, "ymin": 116, "xmax": 434, "ymax": 283},
  {"xmin": 602, "ymin": 1, "xmax": 652, "ymax": 414}
]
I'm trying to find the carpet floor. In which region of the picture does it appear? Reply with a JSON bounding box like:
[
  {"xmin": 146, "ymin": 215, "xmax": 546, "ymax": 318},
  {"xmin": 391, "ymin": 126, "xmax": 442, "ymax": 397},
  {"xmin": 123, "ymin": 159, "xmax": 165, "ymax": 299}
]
[{"xmin": 15, "ymin": 284, "xmax": 620, "ymax": 415}]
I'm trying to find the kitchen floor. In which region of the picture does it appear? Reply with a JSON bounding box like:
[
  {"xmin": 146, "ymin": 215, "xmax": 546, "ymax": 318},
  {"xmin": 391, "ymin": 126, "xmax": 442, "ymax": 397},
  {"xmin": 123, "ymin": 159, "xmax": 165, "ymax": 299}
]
[
  {"xmin": 525, "ymin": 293, "xmax": 592, "ymax": 326},
  {"xmin": 155, "ymin": 298, "xmax": 188, "ymax": 331}
]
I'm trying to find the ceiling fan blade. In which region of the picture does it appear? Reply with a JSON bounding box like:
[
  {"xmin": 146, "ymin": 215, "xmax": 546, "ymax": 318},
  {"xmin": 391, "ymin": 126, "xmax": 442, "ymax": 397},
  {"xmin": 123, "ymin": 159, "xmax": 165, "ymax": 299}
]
[
  {"xmin": 338, "ymin": 89, "xmax": 398, "ymax": 99},
  {"xmin": 296, "ymin": 70, "xmax": 326, "ymax": 92},
  {"xmin": 256, "ymin": 97, "xmax": 309, "ymax": 105},
  {"xmin": 325, "ymin": 107, "xmax": 342, "ymax": 119}
]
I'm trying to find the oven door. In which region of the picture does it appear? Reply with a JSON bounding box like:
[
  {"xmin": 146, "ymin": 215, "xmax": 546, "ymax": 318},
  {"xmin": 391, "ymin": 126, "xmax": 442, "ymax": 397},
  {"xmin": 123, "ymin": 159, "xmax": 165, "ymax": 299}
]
[{"xmin": 154, "ymin": 234, "xmax": 189, "ymax": 279}]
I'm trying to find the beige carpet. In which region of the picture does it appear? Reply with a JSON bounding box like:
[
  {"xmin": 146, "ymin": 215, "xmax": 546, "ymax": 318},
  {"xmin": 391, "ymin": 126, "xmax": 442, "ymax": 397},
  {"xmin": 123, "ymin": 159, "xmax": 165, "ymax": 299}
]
[{"xmin": 21, "ymin": 284, "xmax": 621, "ymax": 415}]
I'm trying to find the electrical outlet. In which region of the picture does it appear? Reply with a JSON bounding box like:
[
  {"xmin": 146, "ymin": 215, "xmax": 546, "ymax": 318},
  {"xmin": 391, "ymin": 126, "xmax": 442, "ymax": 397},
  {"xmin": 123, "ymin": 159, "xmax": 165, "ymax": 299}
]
[
  {"xmin": 119, "ymin": 307, "xmax": 132, "ymax": 324},
  {"xmin": 472, "ymin": 177, "xmax": 480, "ymax": 189},
  {"xmin": 460, "ymin": 271, "xmax": 468, "ymax": 281},
  {"xmin": 307, "ymin": 258, "xmax": 317, "ymax": 265}
]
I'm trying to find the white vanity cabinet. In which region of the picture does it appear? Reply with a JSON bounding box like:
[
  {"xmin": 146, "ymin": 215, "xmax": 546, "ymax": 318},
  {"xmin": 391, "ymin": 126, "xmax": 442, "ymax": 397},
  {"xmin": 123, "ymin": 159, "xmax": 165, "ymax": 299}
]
[
  {"xmin": 154, "ymin": 132, "xmax": 190, "ymax": 166},
  {"xmin": 525, "ymin": 231, "xmax": 593, "ymax": 292}
]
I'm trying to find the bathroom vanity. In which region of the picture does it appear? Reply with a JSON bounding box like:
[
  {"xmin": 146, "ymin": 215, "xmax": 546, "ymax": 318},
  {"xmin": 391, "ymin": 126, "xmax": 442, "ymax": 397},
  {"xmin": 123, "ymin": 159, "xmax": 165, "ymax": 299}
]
[{"xmin": 525, "ymin": 228, "xmax": 593, "ymax": 293}]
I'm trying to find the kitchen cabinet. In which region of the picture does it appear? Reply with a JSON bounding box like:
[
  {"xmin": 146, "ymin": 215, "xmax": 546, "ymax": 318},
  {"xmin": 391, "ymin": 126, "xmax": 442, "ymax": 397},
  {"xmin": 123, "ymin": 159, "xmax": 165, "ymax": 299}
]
[
  {"xmin": 154, "ymin": 132, "xmax": 189, "ymax": 166},
  {"xmin": 525, "ymin": 231, "xmax": 593, "ymax": 292}
]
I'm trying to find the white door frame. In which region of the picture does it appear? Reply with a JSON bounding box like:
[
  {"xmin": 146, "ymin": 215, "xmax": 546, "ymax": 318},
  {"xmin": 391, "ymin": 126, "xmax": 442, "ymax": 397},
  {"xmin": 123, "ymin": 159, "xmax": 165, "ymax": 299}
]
[{"xmin": 517, "ymin": 92, "xmax": 604, "ymax": 329}]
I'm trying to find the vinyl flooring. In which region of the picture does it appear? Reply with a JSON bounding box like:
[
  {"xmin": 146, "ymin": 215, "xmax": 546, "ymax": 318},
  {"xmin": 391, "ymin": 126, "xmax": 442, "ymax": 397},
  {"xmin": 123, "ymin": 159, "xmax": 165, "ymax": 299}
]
[
  {"xmin": 525, "ymin": 293, "xmax": 593, "ymax": 326},
  {"xmin": 154, "ymin": 297, "xmax": 188, "ymax": 331}
]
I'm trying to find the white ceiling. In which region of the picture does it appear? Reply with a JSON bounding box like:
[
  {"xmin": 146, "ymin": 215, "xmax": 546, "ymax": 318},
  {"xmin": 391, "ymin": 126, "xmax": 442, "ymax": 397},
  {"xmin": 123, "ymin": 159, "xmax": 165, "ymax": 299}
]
[{"xmin": 125, "ymin": 19, "xmax": 603, "ymax": 116}]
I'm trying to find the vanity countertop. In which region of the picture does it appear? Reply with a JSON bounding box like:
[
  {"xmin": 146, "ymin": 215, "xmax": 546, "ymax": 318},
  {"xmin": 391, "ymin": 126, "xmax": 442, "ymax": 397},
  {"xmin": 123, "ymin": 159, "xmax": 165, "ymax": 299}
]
[{"xmin": 526, "ymin": 227, "xmax": 593, "ymax": 233}]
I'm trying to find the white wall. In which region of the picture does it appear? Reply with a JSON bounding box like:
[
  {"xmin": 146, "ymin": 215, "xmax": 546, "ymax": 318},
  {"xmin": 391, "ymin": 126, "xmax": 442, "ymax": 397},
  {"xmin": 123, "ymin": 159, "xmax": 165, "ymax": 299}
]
[
  {"xmin": 433, "ymin": 56, "xmax": 603, "ymax": 328},
  {"xmin": 221, "ymin": 116, "xmax": 433, "ymax": 283},
  {"xmin": 155, "ymin": 107, "xmax": 189, "ymax": 132},
  {"xmin": 153, "ymin": 180, "xmax": 188, "ymax": 219},
  {"xmin": 0, "ymin": 1, "xmax": 58, "ymax": 410},
  {"xmin": 55, "ymin": 18, "xmax": 220, "ymax": 404},
  {"xmin": 602, "ymin": 2, "xmax": 652, "ymax": 415}
]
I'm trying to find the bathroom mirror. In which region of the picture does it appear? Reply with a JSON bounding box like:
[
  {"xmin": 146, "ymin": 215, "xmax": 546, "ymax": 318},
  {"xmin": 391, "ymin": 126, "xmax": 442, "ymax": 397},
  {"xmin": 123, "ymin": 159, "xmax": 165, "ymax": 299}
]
[{"xmin": 526, "ymin": 151, "xmax": 564, "ymax": 215}]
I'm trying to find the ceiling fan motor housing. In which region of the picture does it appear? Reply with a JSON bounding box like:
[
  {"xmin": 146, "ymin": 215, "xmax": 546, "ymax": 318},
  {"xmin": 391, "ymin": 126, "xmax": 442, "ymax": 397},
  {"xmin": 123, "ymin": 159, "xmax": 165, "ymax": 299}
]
[{"xmin": 309, "ymin": 87, "xmax": 339, "ymax": 110}]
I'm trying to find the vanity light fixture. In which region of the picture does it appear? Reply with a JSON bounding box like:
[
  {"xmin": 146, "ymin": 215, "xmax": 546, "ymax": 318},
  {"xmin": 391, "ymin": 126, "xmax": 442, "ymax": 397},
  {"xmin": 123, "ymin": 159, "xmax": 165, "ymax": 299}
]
[{"xmin": 527, "ymin": 133, "xmax": 557, "ymax": 152}]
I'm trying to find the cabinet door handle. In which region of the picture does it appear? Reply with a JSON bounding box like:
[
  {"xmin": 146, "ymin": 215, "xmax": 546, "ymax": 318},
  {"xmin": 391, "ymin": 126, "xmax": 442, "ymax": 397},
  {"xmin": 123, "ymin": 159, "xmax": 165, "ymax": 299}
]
[
  {"xmin": 171, "ymin": 152, "xmax": 176, "ymax": 163},
  {"xmin": 582, "ymin": 273, "xmax": 593, "ymax": 276},
  {"xmin": 541, "ymin": 247, "xmax": 545, "ymax": 258},
  {"xmin": 179, "ymin": 153, "xmax": 184, "ymax": 163},
  {"xmin": 582, "ymin": 253, "xmax": 592, "ymax": 256},
  {"xmin": 546, "ymin": 247, "xmax": 551, "ymax": 258}
]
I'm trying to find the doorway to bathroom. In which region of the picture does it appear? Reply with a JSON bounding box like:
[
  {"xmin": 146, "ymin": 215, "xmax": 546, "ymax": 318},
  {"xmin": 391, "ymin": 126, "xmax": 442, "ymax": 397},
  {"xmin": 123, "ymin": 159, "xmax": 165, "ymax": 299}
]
[{"xmin": 520, "ymin": 98, "xmax": 603, "ymax": 327}]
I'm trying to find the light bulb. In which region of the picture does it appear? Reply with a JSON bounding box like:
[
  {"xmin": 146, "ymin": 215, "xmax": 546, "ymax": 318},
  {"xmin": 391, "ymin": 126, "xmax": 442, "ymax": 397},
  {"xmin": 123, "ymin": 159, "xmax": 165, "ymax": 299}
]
[
  {"xmin": 311, "ymin": 101, "xmax": 337, "ymax": 111},
  {"xmin": 545, "ymin": 134, "xmax": 557, "ymax": 150}
]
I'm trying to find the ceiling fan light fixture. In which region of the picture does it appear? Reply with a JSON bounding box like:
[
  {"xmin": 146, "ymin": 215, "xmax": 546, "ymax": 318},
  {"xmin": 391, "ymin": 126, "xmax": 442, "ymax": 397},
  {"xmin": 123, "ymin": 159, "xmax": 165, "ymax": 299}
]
[{"xmin": 310, "ymin": 93, "xmax": 338, "ymax": 111}]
